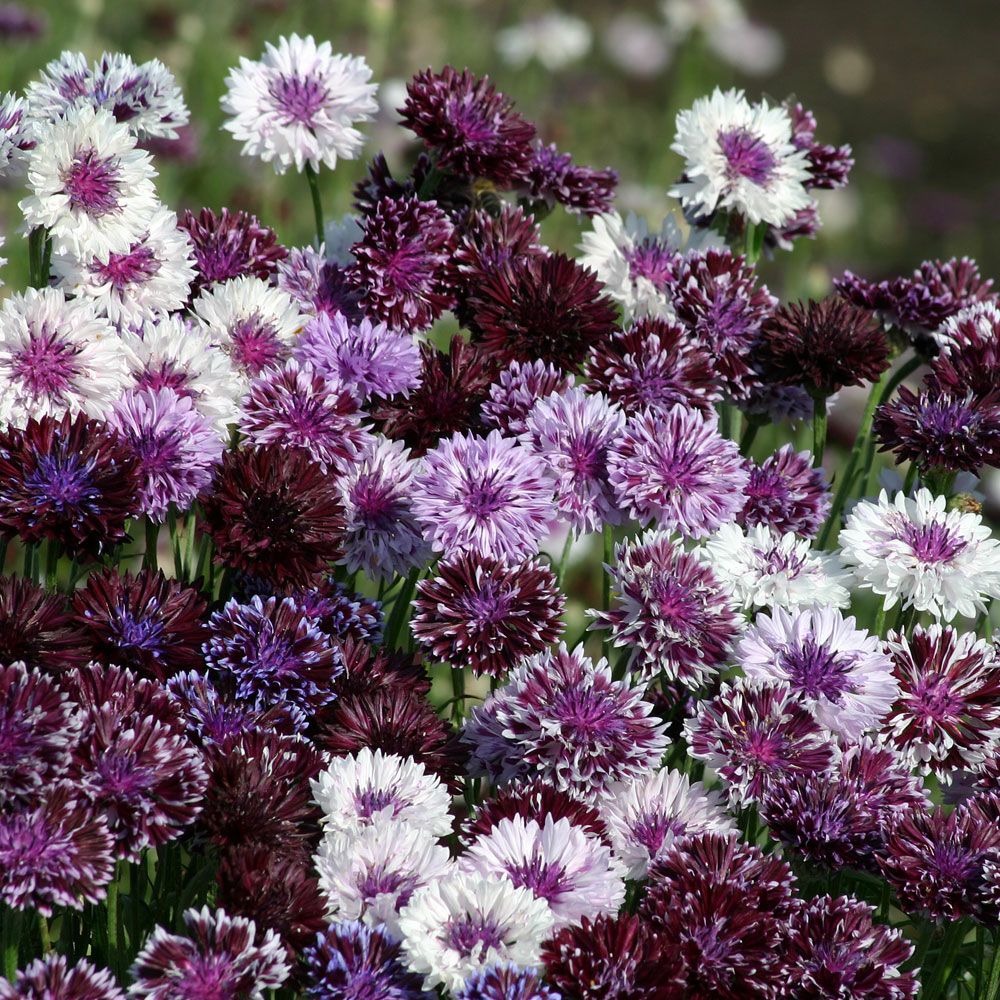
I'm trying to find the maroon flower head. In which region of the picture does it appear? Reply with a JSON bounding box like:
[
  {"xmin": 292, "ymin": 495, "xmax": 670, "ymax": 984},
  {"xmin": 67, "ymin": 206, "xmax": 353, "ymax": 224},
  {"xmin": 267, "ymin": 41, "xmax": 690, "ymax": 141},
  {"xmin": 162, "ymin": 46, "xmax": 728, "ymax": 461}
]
[
  {"xmin": 0, "ymin": 576, "xmax": 86, "ymax": 672},
  {"xmin": 517, "ymin": 140, "xmax": 618, "ymax": 217},
  {"xmin": 400, "ymin": 66, "xmax": 536, "ymax": 184},
  {"xmin": 786, "ymin": 102, "xmax": 854, "ymax": 190},
  {"xmin": 179, "ymin": 207, "xmax": 287, "ymax": 295},
  {"xmin": 198, "ymin": 445, "xmax": 345, "ymax": 590},
  {"xmin": 739, "ymin": 444, "xmax": 831, "ymax": 538},
  {"xmin": 72, "ymin": 568, "xmax": 206, "ymax": 682},
  {"xmin": 353, "ymin": 151, "xmax": 428, "ymax": 213},
  {"xmin": 330, "ymin": 637, "xmax": 430, "ymax": 700},
  {"xmin": 470, "ymin": 252, "xmax": 618, "ymax": 371},
  {"xmin": 481, "ymin": 359, "xmax": 572, "ymax": 436},
  {"xmin": 0, "ymin": 413, "xmax": 140, "ymax": 560},
  {"xmin": 0, "ymin": 955, "xmax": 123, "ymax": 1000}
]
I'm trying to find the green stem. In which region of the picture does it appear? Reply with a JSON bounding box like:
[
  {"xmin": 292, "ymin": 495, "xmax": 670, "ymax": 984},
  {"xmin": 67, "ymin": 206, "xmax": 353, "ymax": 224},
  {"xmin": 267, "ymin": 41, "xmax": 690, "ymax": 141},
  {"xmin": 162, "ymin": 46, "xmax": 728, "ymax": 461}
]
[
  {"xmin": 719, "ymin": 401, "xmax": 737, "ymax": 441},
  {"xmin": 2, "ymin": 907, "xmax": 21, "ymax": 982},
  {"xmin": 450, "ymin": 665, "xmax": 465, "ymax": 724},
  {"xmin": 27, "ymin": 227, "xmax": 49, "ymax": 288},
  {"xmin": 555, "ymin": 531, "xmax": 573, "ymax": 587},
  {"xmin": 107, "ymin": 878, "xmax": 120, "ymax": 979},
  {"xmin": 810, "ymin": 395, "xmax": 828, "ymax": 468},
  {"xmin": 417, "ymin": 163, "xmax": 443, "ymax": 199},
  {"xmin": 37, "ymin": 913, "xmax": 51, "ymax": 954},
  {"xmin": 143, "ymin": 519, "xmax": 159, "ymax": 572},
  {"xmin": 304, "ymin": 164, "xmax": 325, "ymax": 248},
  {"xmin": 384, "ymin": 566, "xmax": 422, "ymax": 649},
  {"xmin": 902, "ymin": 462, "xmax": 919, "ymax": 495},
  {"xmin": 873, "ymin": 602, "xmax": 887, "ymax": 639},
  {"xmin": 923, "ymin": 919, "xmax": 968, "ymax": 1000},
  {"xmin": 739, "ymin": 417, "xmax": 762, "ymax": 456},
  {"xmin": 601, "ymin": 524, "xmax": 614, "ymax": 662},
  {"xmin": 984, "ymin": 929, "xmax": 1000, "ymax": 1000}
]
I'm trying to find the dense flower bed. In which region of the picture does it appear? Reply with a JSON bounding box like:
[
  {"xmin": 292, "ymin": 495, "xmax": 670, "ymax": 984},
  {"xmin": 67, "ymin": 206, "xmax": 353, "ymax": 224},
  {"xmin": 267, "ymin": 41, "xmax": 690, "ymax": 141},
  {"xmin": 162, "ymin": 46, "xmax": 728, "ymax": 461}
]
[{"xmin": 0, "ymin": 33, "xmax": 999, "ymax": 1000}]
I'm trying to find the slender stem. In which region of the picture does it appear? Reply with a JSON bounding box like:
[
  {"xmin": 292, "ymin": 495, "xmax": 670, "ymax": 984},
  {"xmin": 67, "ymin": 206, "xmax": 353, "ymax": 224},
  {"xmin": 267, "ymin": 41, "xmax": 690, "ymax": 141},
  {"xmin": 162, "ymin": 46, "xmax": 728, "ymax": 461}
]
[
  {"xmin": 719, "ymin": 401, "xmax": 737, "ymax": 441},
  {"xmin": 902, "ymin": 462, "xmax": 919, "ymax": 495},
  {"xmin": 304, "ymin": 164, "xmax": 325, "ymax": 248},
  {"xmin": 37, "ymin": 913, "xmax": 51, "ymax": 954},
  {"xmin": 601, "ymin": 524, "xmax": 614, "ymax": 662},
  {"xmin": 555, "ymin": 531, "xmax": 573, "ymax": 587},
  {"xmin": 873, "ymin": 602, "xmax": 887, "ymax": 638},
  {"xmin": 143, "ymin": 519, "xmax": 159, "ymax": 572},
  {"xmin": 2, "ymin": 907, "xmax": 21, "ymax": 982},
  {"xmin": 450, "ymin": 665, "xmax": 465, "ymax": 723},
  {"xmin": 106, "ymin": 877, "xmax": 120, "ymax": 979},
  {"xmin": 739, "ymin": 417, "xmax": 762, "ymax": 456},
  {"xmin": 922, "ymin": 918, "xmax": 968, "ymax": 1000},
  {"xmin": 810, "ymin": 395, "xmax": 828, "ymax": 468},
  {"xmin": 384, "ymin": 566, "xmax": 422, "ymax": 649},
  {"xmin": 984, "ymin": 929, "xmax": 1000, "ymax": 1000},
  {"xmin": 27, "ymin": 227, "xmax": 49, "ymax": 288}
]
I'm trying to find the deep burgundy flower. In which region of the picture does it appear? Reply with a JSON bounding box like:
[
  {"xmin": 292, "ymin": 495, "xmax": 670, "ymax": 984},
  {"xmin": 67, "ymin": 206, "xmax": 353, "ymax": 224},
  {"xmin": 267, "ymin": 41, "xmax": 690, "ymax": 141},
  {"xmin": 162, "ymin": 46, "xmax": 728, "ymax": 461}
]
[
  {"xmin": 930, "ymin": 306, "xmax": 1000, "ymax": 399},
  {"xmin": 670, "ymin": 249, "xmax": 776, "ymax": 399},
  {"xmin": 783, "ymin": 895, "xmax": 916, "ymax": 999},
  {"xmin": 0, "ymin": 576, "xmax": 86, "ymax": 672},
  {"xmin": 874, "ymin": 384, "xmax": 1000, "ymax": 476},
  {"xmin": 314, "ymin": 687, "xmax": 465, "ymax": 790},
  {"xmin": 350, "ymin": 195, "xmax": 456, "ymax": 332},
  {"xmin": 541, "ymin": 914, "xmax": 681, "ymax": 1000},
  {"xmin": 374, "ymin": 336, "xmax": 496, "ymax": 456},
  {"xmin": 0, "ymin": 954, "xmax": 124, "ymax": 1000},
  {"xmin": 584, "ymin": 316, "xmax": 720, "ymax": 417},
  {"xmin": 198, "ymin": 445, "xmax": 345, "ymax": 590},
  {"xmin": 412, "ymin": 553, "xmax": 564, "ymax": 678},
  {"xmin": 0, "ymin": 662, "xmax": 80, "ymax": 806},
  {"xmin": 469, "ymin": 253, "xmax": 617, "ymax": 371},
  {"xmin": 200, "ymin": 731, "xmax": 324, "ymax": 857},
  {"xmin": 71, "ymin": 568, "xmax": 206, "ymax": 682},
  {"xmin": 400, "ymin": 66, "xmax": 536, "ymax": 184},
  {"xmin": 0, "ymin": 783, "xmax": 115, "ymax": 915},
  {"xmin": 329, "ymin": 638, "xmax": 430, "ymax": 700},
  {"xmin": 739, "ymin": 444, "xmax": 831, "ymax": 538},
  {"xmin": 179, "ymin": 207, "xmax": 287, "ymax": 295},
  {"xmin": 353, "ymin": 151, "xmax": 429, "ymax": 213},
  {"xmin": 517, "ymin": 141, "xmax": 618, "ymax": 216},
  {"xmin": 879, "ymin": 803, "xmax": 1000, "ymax": 920},
  {"xmin": 464, "ymin": 778, "xmax": 609, "ymax": 847},
  {"xmin": 756, "ymin": 297, "xmax": 889, "ymax": 397},
  {"xmin": 293, "ymin": 579, "xmax": 383, "ymax": 645},
  {"xmin": 786, "ymin": 102, "xmax": 854, "ymax": 190},
  {"xmin": 0, "ymin": 413, "xmax": 140, "ymax": 560}
]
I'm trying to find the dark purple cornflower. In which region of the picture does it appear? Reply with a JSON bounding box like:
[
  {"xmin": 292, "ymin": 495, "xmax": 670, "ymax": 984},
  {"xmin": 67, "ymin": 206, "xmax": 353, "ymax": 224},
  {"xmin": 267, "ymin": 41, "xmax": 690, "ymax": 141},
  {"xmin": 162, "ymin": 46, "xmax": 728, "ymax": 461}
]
[
  {"xmin": 301, "ymin": 921, "xmax": 427, "ymax": 1000},
  {"xmin": 684, "ymin": 680, "xmax": 837, "ymax": 807},
  {"xmin": 755, "ymin": 297, "xmax": 889, "ymax": 398},
  {"xmin": 240, "ymin": 359, "xmax": 369, "ymax": 475},
  {"xmin": 874, "ymin": 384, "xmax": 1000, "ymax": 476},
  {"xmin": 130, "ymin": 906, "xmax": 290, "ymax": 1000},
  {"xmin": 464, "ymin": 778, "xmax": 609, "ymax": 847},
  {"xmin": 0, "ymin": 783, "xmax": 114, "ymax": 915},
  {"xmin": 0, "ymin": 4, "xmax": 46, "ymax": 40},
  {"xmin": 517, "ymin": 140, "xmax": 618, "ymax": 216},
  {"xmin": 64, "ymin": 661, "xmax": 180, "ymax": 728},
  {"xmin": 204, "ymin": 596, "xmax": 342, "ymax": 717},
  {"xmin": 930, "ymin": 329, "xmax": 1000, "ymax": 403},
  {"xmin": 541, "ymin": 914, "xmax": 681, "ymax": 1000},
  {"xmin": 0, "ymin": 576, "xmax": 86, "ymax": 672},
  {"xmin": 879, "ymin": 803, "xmax": 1000, "ymax": 920},
  {"xmin": 353, "ymin": 151, "xmax": 428, "ymax": 213},
  {"xmin": 584, "ymin": 317, "xmax": 720, "ymax": 418},
  {"xmin": 669, "ymin": 249, "xmax": 776, "ymax": 399},
  {"xmin": 166, "ymin": 671, "xmax": 307, "ymax": 746},
  {"xmin": 293, "ymin": 579, "xmax": 383, "ymax": 645},
  {"xmin": 330, "ymin": 638, "xmax": 429, "ymax": 699},
  {"xmin": 350, "ymin": 195, "xmax": 456, "ymax": 332},
  {"xmin": 275, "ymin": 245, "xmax": 363, "ymax": 321},
  {"xmin": 739, "ymin": 444, "xmax": 831, "ymax": 537},
  {"xmin": 71, "ymin": 568, "xmax": 206, "ymax": 682},
  {"xmin": 783, "ymin": 895, "xmax": 916, "ymax": 999},
  {"xmin": 412, "ymin": 552, "xmax": 564, "ymax": 678},
  {"xmin": 456, "ymin": 965, "xmax": 559, "ymax": 1000},
  {"xmin": 315, "ymin": 687, "xmax": 465, "ymax": 791},
  {"xmin": 640, "ymin": 833, "xmax": 795, "ymax": 998},
  {"xmin": 454, "ymin": 205, "xmax": 545, "ymax": 283},
  {"xmin": 786, "ymin": 102, "xmax": 854, "ymax": 190},
  {"xmin": 400, "ymin": 66, "xmax": 536, "ymax": 184},
  {"xmin": 481, "ymin": 359, "xmax": 572, "ymax": 436},
  {"xmin": 375, "ymin": 336, "xmax": 496, "ymax": 456},
  {"xmin": 590, "ymin": 530, "xmax": 740, "ymax": 689},
  {"xmin": 179, "ymin": 207, "xmax": 287, "ymax": 295},
  {"xmin": 198, "ymin": 445, "xmax": 346, "ymax": 590},
  {"xmin": 0, "ymin": 663, "xmax": 80, "ymax": 806},
  {"xmin": 0, "ymin": 955, "xmax": 124, "ymax": 1000},
  {"xmin": 469, "ymin": 252, "xmax": 617, "ymax": 371},
  {"xmin": 0, "ymin": 413, "xmax": 140, "ymax": 560},
  {"xmin": 200, "ymin": 731, "xmax": 324, "ymax": 857}
]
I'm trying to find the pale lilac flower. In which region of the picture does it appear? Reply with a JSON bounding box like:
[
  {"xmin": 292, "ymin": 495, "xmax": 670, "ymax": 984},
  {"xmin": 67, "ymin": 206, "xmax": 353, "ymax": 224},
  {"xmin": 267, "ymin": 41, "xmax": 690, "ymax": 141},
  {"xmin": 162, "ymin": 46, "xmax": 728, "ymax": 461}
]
[
  {"xmin": 839, "ymin": 489, "xmax": 1000, "ymax": 621},
  {"xmin": 460, "ymin": 815, "xmax": 626, "ymax": 929},
  {"xmin": 221, "ymin": 34, "xmax": 378, "ymax": 174},
  {"xmin": 601, "ymin": 769, "xmax": 735, "ymax": 878},
  {"xmin": 737, "ymin": 606, "xmax": 898, "ymax": 739},
  {"xmin": 521, "ymin": 386, "xmax": 625, "ymax": 535},
  {"xmin": 481, "ymin": 360, "xmax": 572, "ymax": 437},
  {"xmin": 608, "ymin": 404, "xmax": 748, "ymax": 538},
  {"xmin": 19, "ymin": 106, "xmax": 158, "ymax": 256},
  {"xmin": 413, "ymin": 430, "xmax": 556, "ymax": 561},
  {"xmin": 702, "ymin": 522, "xmax": 852, "ymax": 610}
]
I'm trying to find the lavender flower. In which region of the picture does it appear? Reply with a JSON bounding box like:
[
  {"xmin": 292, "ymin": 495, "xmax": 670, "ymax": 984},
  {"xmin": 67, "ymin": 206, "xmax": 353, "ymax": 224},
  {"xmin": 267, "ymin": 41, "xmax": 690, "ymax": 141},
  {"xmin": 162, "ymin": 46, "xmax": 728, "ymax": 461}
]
[{"xmin": 481, "ymin": 360, "xmax": 572, "ymax": 437}]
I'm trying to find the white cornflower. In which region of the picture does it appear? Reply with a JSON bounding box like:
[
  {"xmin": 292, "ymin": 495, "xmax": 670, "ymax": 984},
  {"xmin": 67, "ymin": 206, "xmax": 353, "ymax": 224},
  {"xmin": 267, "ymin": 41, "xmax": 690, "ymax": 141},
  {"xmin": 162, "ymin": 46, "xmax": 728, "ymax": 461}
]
[
  {"xmin": 316, "ymin": 821, "xmax": 453, "ymax": 937},
  {"xmin": 26, "ymin": 50, "xmax": 189, "ymax": 139},
  {"xmin": 52, "ymin": 206, "xmax": 196, "ymax": 325},
  {"xmin": 601, "ymin": 768, "xmax": 735, "ymax": 879},
  {"xmin": 19, "ymin": 106, "xmax": 158, "ymax": 257},
  {"xmin": 839, "ymin": 489, "xmax": 1000, "ymax": 621},
  {"xmin": 221, "ymin": 34, "xmax": 378, "ymax": 174},
  {"xmin": 192, "ymin": 275, "xmax": 305, "ymax": 381},
  {"xmin": 398, "ymin": 872, "xmax": 554, "ymax": 992},
  {"xmin": 496, "ymin": 12, "xmax": 592, "ymax": 71},
  {"xmin": 701, "ymin": 521, "xmax": 852, "ymax": 611},
  {"xmin": 671, "ymin": 87, "xmax": 811, "ymax": 227},
  {"xmin": 0, "ymin": 92, "xmax": 30, "ymax": 174},
  {"xmin": 460, "ymin": 815, "xmax": 626, "ymax": 929},
  {"xmin": 311, "ymin": 748, "xmax": 453, "ymax": 840},
  {"xmin": 119, "ymin": 316, "xmax": 242, "ymax": 436},
  {"xmin": 0, "ymin": 288, "xmax": 131, "ymax": 428},
  {"xmin": 578, "ymin": 210, "xmax": 721, "ymax": 319}
]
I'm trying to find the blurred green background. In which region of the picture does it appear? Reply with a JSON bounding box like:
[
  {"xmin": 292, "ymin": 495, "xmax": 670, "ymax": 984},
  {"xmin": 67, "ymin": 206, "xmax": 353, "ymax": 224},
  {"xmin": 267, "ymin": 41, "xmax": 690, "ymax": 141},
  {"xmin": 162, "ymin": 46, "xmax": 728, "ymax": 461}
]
[{"xmin": 3, "ymin": 0, "xmax": 999, "ymax": 299}]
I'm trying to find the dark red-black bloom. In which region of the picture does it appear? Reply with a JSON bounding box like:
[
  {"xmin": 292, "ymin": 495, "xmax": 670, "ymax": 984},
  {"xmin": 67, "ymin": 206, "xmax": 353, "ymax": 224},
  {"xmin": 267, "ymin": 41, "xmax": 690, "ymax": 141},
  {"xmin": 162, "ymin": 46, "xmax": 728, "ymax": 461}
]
[
  {"xmin": 517, "ymin": 140, "xmax": 618, "ymax": 217},
  {"xmin": 0, "ymin": 576, "xmax": 86, "ymax": 672},
  {"xmin": 0, "ymin": 413, "xmax": 140, "ymax": 560},
  {"xmin": 330, "ymin": 638, "xmax": 431, "ymax": 700},
  {"xmin": 198, "ymin": 445, "xmax": 345, "ymax": 590},
  {"xmin": 72, "ymin": 568, "xmax": 206, "ymax": 682}
]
